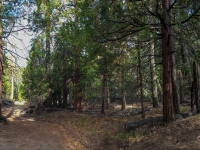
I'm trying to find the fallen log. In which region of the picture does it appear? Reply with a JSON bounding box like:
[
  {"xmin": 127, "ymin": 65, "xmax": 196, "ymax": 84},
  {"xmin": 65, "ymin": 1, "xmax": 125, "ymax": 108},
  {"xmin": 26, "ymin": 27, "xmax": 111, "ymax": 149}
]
[
  {"xmin": 2, "ymin": 100, "xmax": 12, "ymax": 106},
  {"xmin": 83, "ymin": 109, "xmax": 100, "ymax": 112},
  {"xmin": 124, "ymin": 116, "xmax": 163, "ymax": 131},
  {"xmin": 130, "ymin": 107, "xmax": 150, "ymax": 116},
  {"xmin": 43, "ymin": 108, "xmax": 73, "ymax": 112}
]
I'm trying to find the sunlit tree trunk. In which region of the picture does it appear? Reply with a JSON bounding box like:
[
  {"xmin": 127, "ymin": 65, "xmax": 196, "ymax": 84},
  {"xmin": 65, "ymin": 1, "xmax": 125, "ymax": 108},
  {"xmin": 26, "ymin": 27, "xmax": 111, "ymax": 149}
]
[{"xmin": 150, "ymin": 40, "xmax": 159, "ymax": 108}]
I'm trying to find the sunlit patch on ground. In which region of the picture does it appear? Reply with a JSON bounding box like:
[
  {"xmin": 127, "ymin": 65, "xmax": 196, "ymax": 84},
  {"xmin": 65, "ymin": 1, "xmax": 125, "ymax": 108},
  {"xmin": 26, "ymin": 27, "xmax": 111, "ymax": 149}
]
[{"xmin": 14, "ymin": 101, "xmax": 26, "ymax": 106}]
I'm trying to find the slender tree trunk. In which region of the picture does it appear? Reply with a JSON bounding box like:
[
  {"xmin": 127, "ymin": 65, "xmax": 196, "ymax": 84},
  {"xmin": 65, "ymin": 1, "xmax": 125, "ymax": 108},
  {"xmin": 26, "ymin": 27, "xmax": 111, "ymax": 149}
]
[
  {"xmin": 121, "ymin": 50, "xmax": 126, "ymax": 110},
  {"xmin": 191, "ymin": 81, "xmax": 194, "ymax": 111},
  {"xmin": 138, "ymin": 46, "xmax": 145, "ymax": 119},
  {"xmin": 63, "ymin": 74, "xmax": 67, "ymax": 108},
  {"xmin": 162, "ymin": 0, "xmax": 173, "ymax": 122},
  {"xmin": 179, "ymin": 70, "xmax": 183, "ymax": 104},
  {"xmin": 121, "ymin": 71, "xmax": 126, "ymax": 110},
  {"xmin": 10, "ymin": 70, "xmax": 14, "ymax": 100},
  {"xmin": 58, "ymin": 91, "xmax": 61, "ymax": 107},
  {"xmin": 150, "ymin": 40, "xmax": 159, "ymax": 108},
  {"xmin": 106, "ymin": 80, "xmax": 110, "ymax": 108},
  {"xmin": 181, "ymin": 43, "xmax": 189, "ymax": 65},
  {"xmin": 193, "ymin": 61, "xmax": 200, "ymax": 113},
  {"xmin": 74, "ymin": 67, "xmax": 82, "ymax": 112},
  {"xmin": 101, "ymin": 74, "xmax": 106, "ymax": 114},
  {"xmin": 149, "ymin": 0, "xmax": 159, "ymax": 108},
  {"xmin": 0, "ymin": 4, "xmax": 2, "ymax": 116},
  {"xmin": 82, "ymin": 84, "xmax": 88, "ymax": 111},
  {"xmin": 45, "ymin": 0, "xmax": 52, "ymax": 107}
]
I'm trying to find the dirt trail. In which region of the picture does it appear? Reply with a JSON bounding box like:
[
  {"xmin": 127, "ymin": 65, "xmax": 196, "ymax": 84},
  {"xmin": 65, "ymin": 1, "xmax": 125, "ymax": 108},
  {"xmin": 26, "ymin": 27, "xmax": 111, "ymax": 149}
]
[{"xmin": 0, "ymin": 105, "xmax": 83, "ymax": 150}]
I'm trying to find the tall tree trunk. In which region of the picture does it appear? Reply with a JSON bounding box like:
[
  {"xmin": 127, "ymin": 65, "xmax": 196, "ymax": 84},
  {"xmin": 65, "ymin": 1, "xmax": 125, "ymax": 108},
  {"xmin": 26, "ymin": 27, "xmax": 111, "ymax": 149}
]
[
  {"xmin": 63, "ymin": 74, "xmax": 67, "ymax": 108},
  {"xmin": 150, "ymin": 40, "xmax": 159, "ymax": 108},
  {"xmin": 149, "ymin": 0, "xmax": 159, "ymax": 108},
  {"xmin": 138, "ymin": 46, "xmax": 145, "ymax": 119},
  {"xmin": 121, "ymin": 70, "xmax": 126, "ymax": 110},
  {"xmin": 193, "ymin": 61, "xmax": 200, "ymax": 113},
  {"xmin": 101, "ymin": 74, "xmax": 106, "ymax": 114},
  {"xmin": 121, "ymin": 49, "xmax": 126, "ymax": 110},
  {"xmin": 179, "ymin": 70, "xmax": 183, "ymax": 104},
  {"xmin": 106, "ymin": 79, "xmax": 110, "ymax": 108},
  {"xmin": 171, "ymin": 32, "xmax": 180, "ymax": 114},
  {"xmin": 45, "ymin": 0, "xmax": 52, "ymax": 107},
  {"xmin": 162, "ymin": 0, "xmax": 173, "ymax": 122},
  {"xmin": 73, "ymin": 0, "xmax": 82, "ymax": 112},
  {"xmin": 45, "ymin": 1, "xmax": 50, "ymax": 72},
  {"xmin": 181, "ymin": 43, "xmax": 189, "ymax": 65},
  {"xmin": 74, "ymin": 67, "xmax": 82, "ymax": 112},
  {"xmin": 191, "ymin": 81, "xmax": 194, "ymax": 111},
  {"xmin": 0, "ymin": 3, "xmax": 2, "ymax": 116}
]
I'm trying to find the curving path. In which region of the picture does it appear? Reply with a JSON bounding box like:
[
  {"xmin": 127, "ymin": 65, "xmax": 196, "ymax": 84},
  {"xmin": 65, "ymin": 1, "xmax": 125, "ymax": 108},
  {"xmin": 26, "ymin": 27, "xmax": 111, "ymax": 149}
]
[{"xmin": 0, "ymin": 105, "xmax": 84, "ymax": 150}]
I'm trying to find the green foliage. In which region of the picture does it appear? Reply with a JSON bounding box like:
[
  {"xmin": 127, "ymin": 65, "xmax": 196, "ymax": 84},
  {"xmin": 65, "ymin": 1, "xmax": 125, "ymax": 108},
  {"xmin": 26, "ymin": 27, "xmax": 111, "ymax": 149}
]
[{"xmin": 180, "ymin": 106, "xmax": 186, "ymax": 113}]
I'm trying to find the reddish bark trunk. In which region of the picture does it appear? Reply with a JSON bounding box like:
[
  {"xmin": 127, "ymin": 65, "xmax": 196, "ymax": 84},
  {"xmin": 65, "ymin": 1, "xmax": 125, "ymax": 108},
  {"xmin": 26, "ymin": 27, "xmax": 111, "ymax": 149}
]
[
  {"xmin": 74, "ymin": 67, "xmax": 82, "ymax": 112},
  {"xmin": 162, "ymin": 0, "xmax": 173, "ymax": 122}
]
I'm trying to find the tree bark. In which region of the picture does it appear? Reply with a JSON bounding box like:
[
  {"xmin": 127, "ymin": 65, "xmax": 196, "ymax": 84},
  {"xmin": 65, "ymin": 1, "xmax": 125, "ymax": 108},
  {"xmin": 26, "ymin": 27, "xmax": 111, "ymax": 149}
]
[
  {"xmin": 193, "ymin": 61, "xmax": 200, "ymax": 113},
  {"xmin": 73, "ymin": 0, "xmax": 82, "ymax": 113},
  {"xmin": 162, "ymin": 0, "xmax": 173, "ymax": 122},
  {"xmin": 74, "ymin": 67, "xmax": 82, "ymax": 112},
  {"xmin": 191, "ymin": 81, "xmax": 194, "ymax": 111},
  {"xmin": 121, "ymin": 49, "xmax": 126, "ymax": 110},
  {"xmin": 0, "ymin": 4, "xmax": 2, "ymax": 116},
  {"xmin": 63, "ymin": 74, "xmax": 67, "ymax": 108},
  {"xmin": 171, "ymin": 32, "xmax": 180, "ymax": 114},
  {"xmin": 106, "ymin": 81, "xmax": 110, "ymax": 108},
  {"xmin": 181, "ymin": 43, "xmax": 189, "ymax": 65},
  {"xmin": 149, "ymin": 0, "xmax": 159, "ymax": 108},
  {"xmin": 101, "ymin": 73, "xmax": 106, "ymax": 114},
  {"xmin": 121, "ymin": 71, "xmax": 126, "ymax": 110},
  {"xmin": 138, "ymin": 46, "xmax": 145, "ymax": 119},
  {"xmin": 150, "ymin": 40, "xmax": 159, "ymax": 108},
  {"xmin": 45, "ymin": 0, "xmax": 52, "ymax": 107},
  {"xmin": 179, "ymin": 70, "xmax": 183, "ymax": 104}
]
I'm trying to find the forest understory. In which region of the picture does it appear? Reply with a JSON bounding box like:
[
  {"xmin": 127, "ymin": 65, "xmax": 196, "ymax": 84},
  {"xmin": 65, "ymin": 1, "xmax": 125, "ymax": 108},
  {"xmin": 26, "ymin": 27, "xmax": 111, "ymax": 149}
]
[{"xmin": 0, "ymin": 101, "xmax": 200, "ymax": 150}]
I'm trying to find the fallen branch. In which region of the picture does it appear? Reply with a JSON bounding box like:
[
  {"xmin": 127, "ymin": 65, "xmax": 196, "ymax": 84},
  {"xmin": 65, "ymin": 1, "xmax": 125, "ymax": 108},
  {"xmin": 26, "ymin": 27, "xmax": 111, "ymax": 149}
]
[
  {"xmin": 2, "ymin": 99, "xmax": 12, "ymax": 106},
  {"xmin": 83, "ymin": 109, "xmax": 100, "ymax": 112},
  {"xmin": 43, "ymin": 108, "xmax": 73, "ymax": 112},
  {"xmin": 124, "ymin": 116, "xmax": 163, "ymax": 131}
]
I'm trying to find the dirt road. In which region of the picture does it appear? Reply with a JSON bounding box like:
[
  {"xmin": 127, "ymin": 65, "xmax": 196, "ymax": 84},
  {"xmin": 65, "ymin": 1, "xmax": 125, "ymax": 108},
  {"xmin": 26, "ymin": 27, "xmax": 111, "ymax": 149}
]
[{"xmin": 0, "ymin": 105, "xmax": 83, "ymax": 150}]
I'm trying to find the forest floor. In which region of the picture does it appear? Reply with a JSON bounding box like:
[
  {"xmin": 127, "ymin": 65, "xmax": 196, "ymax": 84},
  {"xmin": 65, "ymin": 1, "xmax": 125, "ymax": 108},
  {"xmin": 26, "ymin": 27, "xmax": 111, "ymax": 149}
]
[{"xmin": 0, "ymin": 101, "xmax": 200, "ymax": 150}]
